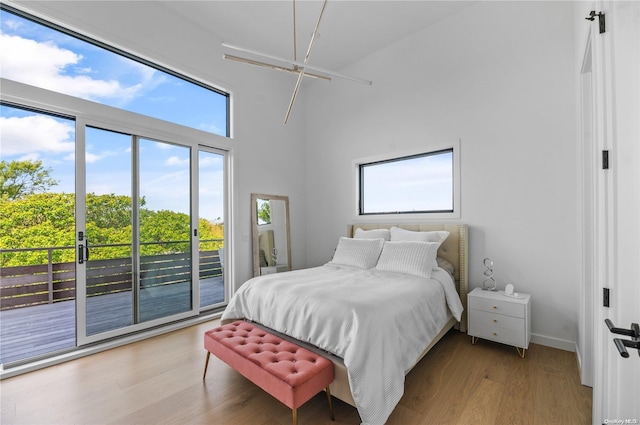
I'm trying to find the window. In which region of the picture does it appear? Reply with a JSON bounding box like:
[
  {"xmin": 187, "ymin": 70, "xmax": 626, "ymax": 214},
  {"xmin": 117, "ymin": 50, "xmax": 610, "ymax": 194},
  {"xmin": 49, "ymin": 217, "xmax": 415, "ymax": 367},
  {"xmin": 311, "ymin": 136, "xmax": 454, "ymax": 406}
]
[
  {"xmin": 0, "ymin": 5, "xmax": 231, "ymax": 370},
  {"xmin": 0, "ymin": 5, "xmax": 229, "ymax": 136},
  {"xmin": 357, "ymin": 145, "xmax": 459, "ymax": 217}
]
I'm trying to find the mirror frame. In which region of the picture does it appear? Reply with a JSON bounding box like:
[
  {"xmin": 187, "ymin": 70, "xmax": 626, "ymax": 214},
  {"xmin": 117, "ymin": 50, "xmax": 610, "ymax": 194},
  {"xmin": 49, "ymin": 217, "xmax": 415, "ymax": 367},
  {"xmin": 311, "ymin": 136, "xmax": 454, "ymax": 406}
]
[{"xmin": 251, "ymin": 193, "xmax": 292, "ymax": 277}]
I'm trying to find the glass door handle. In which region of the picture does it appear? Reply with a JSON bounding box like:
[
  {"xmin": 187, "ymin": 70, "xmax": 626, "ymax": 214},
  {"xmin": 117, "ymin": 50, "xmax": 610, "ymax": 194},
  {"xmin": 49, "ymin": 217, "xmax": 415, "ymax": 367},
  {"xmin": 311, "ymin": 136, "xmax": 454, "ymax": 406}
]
[{"xmin": 78, "ymin": 239, "xmax": 90, "ymax": 264}]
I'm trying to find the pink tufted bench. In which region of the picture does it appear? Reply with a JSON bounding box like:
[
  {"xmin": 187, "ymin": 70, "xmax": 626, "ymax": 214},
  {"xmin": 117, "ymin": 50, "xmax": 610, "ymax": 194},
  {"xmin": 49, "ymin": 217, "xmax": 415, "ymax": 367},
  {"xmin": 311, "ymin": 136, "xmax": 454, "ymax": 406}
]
[{"xmin": 203, "ymin": 321, "xmax": 335, "ymax": 425}]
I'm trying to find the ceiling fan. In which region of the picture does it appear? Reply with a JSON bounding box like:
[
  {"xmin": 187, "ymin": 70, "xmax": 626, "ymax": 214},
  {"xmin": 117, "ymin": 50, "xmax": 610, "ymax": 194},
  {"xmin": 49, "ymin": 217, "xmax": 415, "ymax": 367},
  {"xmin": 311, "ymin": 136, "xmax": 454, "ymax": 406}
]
[{"xmin": 222, "ymin": 0, "xmax": 372, "ymax": 123}]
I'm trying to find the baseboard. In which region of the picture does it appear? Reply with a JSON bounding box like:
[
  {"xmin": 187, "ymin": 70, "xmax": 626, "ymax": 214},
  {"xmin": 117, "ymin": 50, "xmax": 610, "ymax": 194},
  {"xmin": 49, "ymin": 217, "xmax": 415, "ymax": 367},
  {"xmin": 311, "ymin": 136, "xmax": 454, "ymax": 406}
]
[
  {"xmin": 531, "ymin": 333, "xmax": 576, "ymax": 352},
  {"xmin": 575, "ymin": 343, "xmax": 583, "ymax": 368}
]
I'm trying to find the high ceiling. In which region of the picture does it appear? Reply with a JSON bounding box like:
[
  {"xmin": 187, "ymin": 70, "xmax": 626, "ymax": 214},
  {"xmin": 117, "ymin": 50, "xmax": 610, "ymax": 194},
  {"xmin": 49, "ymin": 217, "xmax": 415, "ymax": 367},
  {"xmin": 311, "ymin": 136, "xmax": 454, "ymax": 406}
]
[{"xmin": 161, "ymin": 1, "xmax": 476, "ymax": 74}]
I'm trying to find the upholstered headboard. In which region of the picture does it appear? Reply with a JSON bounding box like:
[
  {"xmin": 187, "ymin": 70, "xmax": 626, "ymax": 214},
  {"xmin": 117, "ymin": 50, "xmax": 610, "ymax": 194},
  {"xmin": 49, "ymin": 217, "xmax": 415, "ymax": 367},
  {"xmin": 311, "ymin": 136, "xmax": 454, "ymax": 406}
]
[{"xmin": 347, "ymin": 223, "xmax": 468, "ymax": 332}]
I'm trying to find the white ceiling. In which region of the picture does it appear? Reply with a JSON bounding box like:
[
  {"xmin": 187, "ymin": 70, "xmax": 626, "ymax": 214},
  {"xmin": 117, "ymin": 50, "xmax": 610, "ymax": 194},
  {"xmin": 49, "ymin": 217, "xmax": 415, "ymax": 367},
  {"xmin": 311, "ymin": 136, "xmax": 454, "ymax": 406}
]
[{"xmin": 161, "ymin": 1, "xmax": 477, "ymax": 73}]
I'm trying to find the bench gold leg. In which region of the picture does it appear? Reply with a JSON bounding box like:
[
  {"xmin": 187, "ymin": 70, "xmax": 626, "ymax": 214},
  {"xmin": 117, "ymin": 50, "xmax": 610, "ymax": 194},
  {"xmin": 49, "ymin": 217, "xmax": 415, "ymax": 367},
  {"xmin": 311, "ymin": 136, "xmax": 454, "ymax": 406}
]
[
  {"xmin": 203, "ymin": 351, "xmax": 211, "ymax": 380},
  {"xmin": 292, "ymin": 407, "xmax": 297, "ymax": 425},
  {"xmin": 326, "ymin": 386, "xmax": 335, "ymax": 420}
]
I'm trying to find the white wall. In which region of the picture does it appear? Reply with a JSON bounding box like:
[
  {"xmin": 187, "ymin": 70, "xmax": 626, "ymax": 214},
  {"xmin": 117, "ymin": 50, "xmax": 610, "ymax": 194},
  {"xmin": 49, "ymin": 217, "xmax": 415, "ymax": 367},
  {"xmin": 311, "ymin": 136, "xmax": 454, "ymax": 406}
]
[{"xmin": 305, "ymin": 1, "xmax": 579, "ymax": 349}]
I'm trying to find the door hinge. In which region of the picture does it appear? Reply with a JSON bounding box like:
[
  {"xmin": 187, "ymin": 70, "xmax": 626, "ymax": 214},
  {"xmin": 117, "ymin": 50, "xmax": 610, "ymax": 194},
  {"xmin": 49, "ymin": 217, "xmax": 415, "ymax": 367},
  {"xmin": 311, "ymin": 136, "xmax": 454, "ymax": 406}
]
[
  {"xmin": 602, "ymin": 150, "xmax": 609, "ymax": 169},
  {"xmin": 603, "ymin": 287, "xmax": 610, "ymax": 307},
  {"xmin": 586, "ymin": 11, "xmax": 605, "ymax": 34}
]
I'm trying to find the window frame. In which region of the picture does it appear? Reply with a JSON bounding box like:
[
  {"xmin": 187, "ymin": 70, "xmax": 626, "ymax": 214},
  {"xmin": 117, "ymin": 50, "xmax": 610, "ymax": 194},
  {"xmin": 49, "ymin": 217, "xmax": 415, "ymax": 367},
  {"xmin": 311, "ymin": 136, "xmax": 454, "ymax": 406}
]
[
  {"xmin": 353, "ymin": 140, "xmax": 461, "ymax": 220},
  {"xmin": 0, "ymin": 3, "xmax": 231, "ymax": 138}
]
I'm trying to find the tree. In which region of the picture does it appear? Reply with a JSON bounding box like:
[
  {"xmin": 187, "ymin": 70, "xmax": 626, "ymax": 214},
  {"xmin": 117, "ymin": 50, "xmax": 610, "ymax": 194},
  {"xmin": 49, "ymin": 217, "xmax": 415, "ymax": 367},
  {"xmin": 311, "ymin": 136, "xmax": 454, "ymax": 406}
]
[
  {"xmin": 0, "ymin": 161, "xmax": 224, "ymax": 266},
  {"xmin": 0, "ymin": 193, "xmax": 76, "ymax": 266},
  {"xmin": 257, "ymin": 199, "xmax": 271, "ymax": 224},
  {"xmin": 0, "ymin": 160, "xmax": 58, "ymax": 201}
]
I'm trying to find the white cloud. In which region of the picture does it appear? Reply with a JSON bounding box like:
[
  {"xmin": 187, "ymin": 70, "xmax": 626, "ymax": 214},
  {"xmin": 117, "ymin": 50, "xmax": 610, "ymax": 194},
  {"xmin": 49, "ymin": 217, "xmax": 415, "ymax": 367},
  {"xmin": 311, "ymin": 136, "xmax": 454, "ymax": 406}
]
[
  {"xmin": 155, "ymin": 142, "xmax": 175, "ymax": 150},
  {"xmin": 0, "ymin": 33, "xmax": 143, "ymax": 102},
  {"xmin": 0, "ymin": 114, "xmax": 74, "ymax": 156},
  {"xmin": 16, "ymin": 152, "xmax": 41, "ymax": 162},
  {"xmin": 166, "ymin": 156, "xmax": 189, "ymax": 166},
  {"xmin": 198, "ymin": 122, "xmax": 223, "ymax": 135},
  {"xmin": 85, "ymin": 152, "xmax": 103, "ymax": 163},
  {"xmin": 199, "ymin": 154, "xmax": 223, "ymax": 167}
]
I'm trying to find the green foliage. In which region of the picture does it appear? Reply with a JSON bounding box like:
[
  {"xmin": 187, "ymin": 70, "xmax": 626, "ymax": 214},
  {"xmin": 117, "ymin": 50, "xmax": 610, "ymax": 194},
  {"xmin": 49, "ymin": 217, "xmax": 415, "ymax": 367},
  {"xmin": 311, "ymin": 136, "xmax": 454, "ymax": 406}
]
[
  {"xmin": 1, "ymin": 190, "xmax": 224, "ymax": 268},
  {"xmin": 0, "ymin": 193, "xmax": 76, "ymax": 266},
  {"xmin": 257, "ymin": 199, "xmax": 271, "ymax": 224},
  {"xmin": 0, "ymin": 160, "xmax": 58, "ymax": 201}
]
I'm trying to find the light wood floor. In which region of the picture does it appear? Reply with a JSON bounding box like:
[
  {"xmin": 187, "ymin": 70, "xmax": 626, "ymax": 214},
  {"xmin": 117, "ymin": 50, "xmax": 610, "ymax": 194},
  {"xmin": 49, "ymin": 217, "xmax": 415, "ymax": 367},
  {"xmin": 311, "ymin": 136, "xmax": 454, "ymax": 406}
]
[{"xmin": 0, "ymin": 319, "xmax": 592, "ymax": 425}]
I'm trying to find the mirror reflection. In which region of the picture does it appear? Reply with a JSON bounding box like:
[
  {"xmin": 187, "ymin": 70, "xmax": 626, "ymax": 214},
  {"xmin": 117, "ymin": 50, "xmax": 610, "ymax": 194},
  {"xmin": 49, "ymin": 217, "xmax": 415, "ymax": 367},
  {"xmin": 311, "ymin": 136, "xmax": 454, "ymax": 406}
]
[{"xmin": 251, "ymin": 193, "xmax": 291, "ymax": 277}]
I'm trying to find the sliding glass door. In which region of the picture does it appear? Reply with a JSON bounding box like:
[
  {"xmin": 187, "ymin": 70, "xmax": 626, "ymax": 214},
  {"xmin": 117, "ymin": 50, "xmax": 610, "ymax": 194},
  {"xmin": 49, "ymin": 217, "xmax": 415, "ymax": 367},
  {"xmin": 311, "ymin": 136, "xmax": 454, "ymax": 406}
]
[
  {"xmin": 80, "ymin": 126, "xmax": 198, "ymax": 344},
  {"xmin": 1, "ymin": 102, "xmax": 228, "ymax": 366},
  {"xmin": 84, "ymin": 127, "xmax": 134, "ymax": 335},
  {"xmin": 1, "ymin": 4, "xmax": 230, "ymax": 368},
  {"xmin": 138, "ymin": 138, "xmax": 193, "ymax": 322},
  {"xmin": 0, "ymin": 104, "xmax": 77, "ymax": 363},
  {"xmin": 198, "ymin": 148, "xmax": 226, "ymax": 309}
]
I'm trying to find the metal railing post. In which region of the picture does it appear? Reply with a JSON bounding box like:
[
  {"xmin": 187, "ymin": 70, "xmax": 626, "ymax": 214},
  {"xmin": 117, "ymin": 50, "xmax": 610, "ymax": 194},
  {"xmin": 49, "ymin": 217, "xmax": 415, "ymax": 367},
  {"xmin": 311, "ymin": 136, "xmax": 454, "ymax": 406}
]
[{"xmin": 48, "ymin": 248, "xmax": 53, "ymax": 304}]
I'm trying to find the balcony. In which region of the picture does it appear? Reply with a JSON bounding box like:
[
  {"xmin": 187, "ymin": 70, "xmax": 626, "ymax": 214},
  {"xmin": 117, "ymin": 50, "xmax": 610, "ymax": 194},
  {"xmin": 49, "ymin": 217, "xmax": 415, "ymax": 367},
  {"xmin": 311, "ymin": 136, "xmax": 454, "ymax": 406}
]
[{"xmin": 0, "ymin": 242, "xmax": 224, "ymax": 365}]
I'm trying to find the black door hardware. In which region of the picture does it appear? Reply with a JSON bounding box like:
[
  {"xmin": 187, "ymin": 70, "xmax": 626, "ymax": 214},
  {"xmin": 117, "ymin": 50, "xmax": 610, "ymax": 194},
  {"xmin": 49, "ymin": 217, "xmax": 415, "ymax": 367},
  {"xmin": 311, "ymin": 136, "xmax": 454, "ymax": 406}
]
[
  {"xmin": 585, "ymin": 10, "xmax": 606, "ymax": 34},
  {"xmin": 78, "ymin": 238, "xmax": 89, "ymax": 264},
  {"xmin": 78, "ymin": 244, "xmax": 84, "ymax": 264},
  {"xmin": 605, "ymin": 319, "xmax": 640, "ymax": 358}
]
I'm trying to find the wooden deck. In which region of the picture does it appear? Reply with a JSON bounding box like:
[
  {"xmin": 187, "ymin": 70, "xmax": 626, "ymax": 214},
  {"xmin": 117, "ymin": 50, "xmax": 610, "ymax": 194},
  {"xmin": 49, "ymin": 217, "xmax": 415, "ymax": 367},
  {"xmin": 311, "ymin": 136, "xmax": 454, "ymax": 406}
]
[{"xmin": 0, "ymin": 277, "xmax": 224, "ymax": 365}]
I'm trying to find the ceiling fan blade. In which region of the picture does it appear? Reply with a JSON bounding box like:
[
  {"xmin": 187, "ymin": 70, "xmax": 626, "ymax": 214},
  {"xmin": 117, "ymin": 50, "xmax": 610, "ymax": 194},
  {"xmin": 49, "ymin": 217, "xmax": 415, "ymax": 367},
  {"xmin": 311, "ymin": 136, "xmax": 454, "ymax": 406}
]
[
  {"xmin": 223, "ymin": 54, "xmax": 330, "ymax": 81},
  {"xmin": 222, "ymin": 42, "xmax": 372, "ymax": 86},
  {"xmin": 284, "ymin": 0, "xmax": 328, "ymax": 123}
]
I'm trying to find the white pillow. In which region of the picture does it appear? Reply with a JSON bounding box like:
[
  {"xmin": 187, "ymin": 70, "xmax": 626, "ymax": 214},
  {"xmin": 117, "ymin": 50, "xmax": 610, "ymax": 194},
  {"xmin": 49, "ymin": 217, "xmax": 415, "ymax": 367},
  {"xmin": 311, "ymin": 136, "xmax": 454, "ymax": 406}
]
[
  {"xmin": 375, "ymin": 241, "xmax": 439, "ymax": 278},
  {"xmin": 353, "ymin": 227, "xmax": 391, "ymax": 241},
  {"xmin": 436, "ymin": 257, "xmax": 456, "ymax": 276},
  {"xmin": 390, "ymin": 226, "xmax": 449, "ymax": 245},
  {"xmin": 329, "ymin": 237, "xmax": 384, "ymax": 269}
]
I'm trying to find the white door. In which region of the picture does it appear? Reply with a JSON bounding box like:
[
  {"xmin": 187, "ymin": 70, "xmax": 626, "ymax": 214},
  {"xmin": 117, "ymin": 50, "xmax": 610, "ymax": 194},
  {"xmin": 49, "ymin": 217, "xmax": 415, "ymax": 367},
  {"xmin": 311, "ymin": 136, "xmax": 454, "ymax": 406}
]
[{"xmin": 589, "ymin": 1, "xmax": 640, "ymax": 423}]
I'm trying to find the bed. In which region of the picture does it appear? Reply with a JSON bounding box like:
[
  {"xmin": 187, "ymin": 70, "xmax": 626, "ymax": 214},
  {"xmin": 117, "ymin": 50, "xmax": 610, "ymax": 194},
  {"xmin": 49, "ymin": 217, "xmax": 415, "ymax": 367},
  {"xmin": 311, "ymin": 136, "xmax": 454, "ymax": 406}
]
[{"xmin": 221, "ymin": 223, "xmax": 468, "ymax": 425}]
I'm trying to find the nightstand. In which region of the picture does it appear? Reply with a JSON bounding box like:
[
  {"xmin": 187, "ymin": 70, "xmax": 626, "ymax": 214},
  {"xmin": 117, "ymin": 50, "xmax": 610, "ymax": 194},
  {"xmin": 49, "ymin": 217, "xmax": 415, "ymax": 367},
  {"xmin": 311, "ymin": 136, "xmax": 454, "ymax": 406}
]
[{"xmin": 467, "ymin": 287, "xmax": 531, "ymax": 357}]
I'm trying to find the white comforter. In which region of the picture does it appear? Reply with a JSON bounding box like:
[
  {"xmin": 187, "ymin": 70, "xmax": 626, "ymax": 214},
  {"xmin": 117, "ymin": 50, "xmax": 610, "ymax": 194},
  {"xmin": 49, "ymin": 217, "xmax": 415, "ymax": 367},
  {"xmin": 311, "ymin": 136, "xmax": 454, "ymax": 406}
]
[{"xmin": 221, "ymin": 264, "xmax": 463, "ymax": 425}]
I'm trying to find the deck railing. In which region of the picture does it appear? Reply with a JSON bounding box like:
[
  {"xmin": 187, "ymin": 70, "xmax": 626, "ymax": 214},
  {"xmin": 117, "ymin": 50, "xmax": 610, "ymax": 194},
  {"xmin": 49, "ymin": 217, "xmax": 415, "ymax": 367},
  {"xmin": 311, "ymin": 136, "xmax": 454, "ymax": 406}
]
[{"xmin": 0, "ymin": 240, "xmax": 223, "ymax": 311}]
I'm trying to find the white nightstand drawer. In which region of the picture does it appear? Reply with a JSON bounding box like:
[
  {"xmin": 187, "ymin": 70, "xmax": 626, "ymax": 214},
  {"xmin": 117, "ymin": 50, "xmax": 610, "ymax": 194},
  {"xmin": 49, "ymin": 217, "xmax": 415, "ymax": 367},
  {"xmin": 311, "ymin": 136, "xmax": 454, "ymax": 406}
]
[
  {"xmin": 468, "ymin": 295, "xmax": 525, "ymax": 318},
  {"xmin": 467, "ymin": 288, "xmax": 531, "ymax": 357},
  {"xmin": 470, "ymin": 309, "xmax": 524, "ymax": 331},
  {"xmin": 468, "ymin": 322, "xmax": 527, "ymax": 348}
]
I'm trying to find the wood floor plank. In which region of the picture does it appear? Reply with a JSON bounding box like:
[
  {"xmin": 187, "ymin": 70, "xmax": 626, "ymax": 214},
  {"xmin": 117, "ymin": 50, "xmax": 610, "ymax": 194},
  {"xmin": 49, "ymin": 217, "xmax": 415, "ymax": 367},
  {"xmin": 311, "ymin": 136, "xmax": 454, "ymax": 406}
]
[
  {"xmin": 455, "ymin": 377, "xmax": 504, "ymax": 425},
  {"xmin": 0, "ymin": 320, "xmax": 591, "ymax": 425}
]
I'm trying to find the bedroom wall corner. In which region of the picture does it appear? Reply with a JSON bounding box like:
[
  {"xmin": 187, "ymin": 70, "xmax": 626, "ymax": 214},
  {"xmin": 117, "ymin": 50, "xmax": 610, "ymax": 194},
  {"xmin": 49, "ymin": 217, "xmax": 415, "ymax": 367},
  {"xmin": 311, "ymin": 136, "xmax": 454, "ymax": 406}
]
[{"xmin": 304, "ymin": 1, "xmax": 580, "ymax": 351}]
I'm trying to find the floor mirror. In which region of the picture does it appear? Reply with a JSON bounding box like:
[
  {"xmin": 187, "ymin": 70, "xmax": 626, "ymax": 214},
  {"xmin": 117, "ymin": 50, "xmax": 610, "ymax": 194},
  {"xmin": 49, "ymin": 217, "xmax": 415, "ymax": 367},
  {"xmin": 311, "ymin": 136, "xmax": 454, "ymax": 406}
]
[{"xmin": 251, "ymin": 193, "xmax": 292, "ymax": 277}]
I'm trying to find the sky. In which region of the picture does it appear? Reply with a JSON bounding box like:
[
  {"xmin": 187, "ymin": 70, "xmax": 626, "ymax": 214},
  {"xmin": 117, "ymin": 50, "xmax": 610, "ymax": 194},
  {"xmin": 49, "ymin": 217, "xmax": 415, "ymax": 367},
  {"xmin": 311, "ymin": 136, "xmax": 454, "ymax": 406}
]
[
  {"xmin": 0, "ymin": 9, "xmax": 226, "ymax": 222},
  {"xmin": 362, "ymin": 152, "xmax": 454, "ymax": 214}
]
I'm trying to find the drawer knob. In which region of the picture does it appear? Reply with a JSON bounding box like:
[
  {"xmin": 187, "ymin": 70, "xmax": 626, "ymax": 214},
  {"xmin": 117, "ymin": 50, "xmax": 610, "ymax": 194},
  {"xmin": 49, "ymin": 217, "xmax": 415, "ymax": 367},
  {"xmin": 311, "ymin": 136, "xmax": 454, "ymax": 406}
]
[
  {"xmin": 493, "ymin": 319, "xmax": 498, "ymax": 323},
  {"xmin": 493, "ymin": 332, "xmax": 498, "ymax": 336},
  {"xmin": 493, "ymin": 305, "xmax": 498, "ymax": 309}
]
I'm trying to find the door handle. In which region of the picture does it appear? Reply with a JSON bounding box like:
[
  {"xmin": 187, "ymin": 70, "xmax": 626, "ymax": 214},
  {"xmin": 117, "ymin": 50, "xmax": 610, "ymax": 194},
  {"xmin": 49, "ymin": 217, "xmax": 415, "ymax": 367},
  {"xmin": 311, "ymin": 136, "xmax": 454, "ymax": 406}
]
[
  {"xmin": 78, "ymin": 244, "xmax": 84, "ymax": 264},
  {"xmin": 605, "ymin": 319, "xmax": 640, "ymax": 358},
  {"xmin": 85, "ymin": 238, "xmax": 90, "ymax": 262}
]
